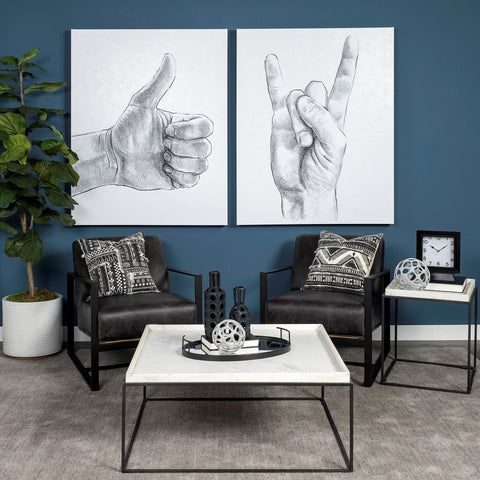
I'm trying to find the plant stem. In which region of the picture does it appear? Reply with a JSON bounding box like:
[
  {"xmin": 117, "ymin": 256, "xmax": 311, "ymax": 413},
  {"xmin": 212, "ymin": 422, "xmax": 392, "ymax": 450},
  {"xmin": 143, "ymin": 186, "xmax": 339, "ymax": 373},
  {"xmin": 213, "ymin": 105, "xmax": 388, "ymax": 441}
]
[
  {"xmin": 20, "ymin": 210, "xmax": 35, "ymax": 297},
  {"xmin": 18, "ymin": 66, "xmax": 24, "ymax": 106},
  {"xmin": 18, "ymin": 66, "xmax": 35, "ymax": 297}
]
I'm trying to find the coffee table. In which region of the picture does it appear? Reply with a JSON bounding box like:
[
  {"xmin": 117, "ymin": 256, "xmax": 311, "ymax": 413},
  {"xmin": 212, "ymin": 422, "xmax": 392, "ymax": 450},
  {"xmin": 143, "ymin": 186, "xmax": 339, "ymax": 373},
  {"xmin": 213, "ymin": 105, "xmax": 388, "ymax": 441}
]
[{"xmin": 121, "ymin": 323, "xmax": 353, "ymax": 473}]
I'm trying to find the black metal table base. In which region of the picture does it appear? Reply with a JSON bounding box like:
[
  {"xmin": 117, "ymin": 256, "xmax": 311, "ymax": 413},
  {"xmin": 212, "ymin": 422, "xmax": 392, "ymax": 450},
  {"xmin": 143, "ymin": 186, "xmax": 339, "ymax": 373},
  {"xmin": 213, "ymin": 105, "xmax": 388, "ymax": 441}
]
[
  {"xmin": 121, "ymin": 383, "xmax": 353, "ymax": 473},
  {"xmin": 381, "ymin": 286, "xmax": 478, "ymax": 395}
]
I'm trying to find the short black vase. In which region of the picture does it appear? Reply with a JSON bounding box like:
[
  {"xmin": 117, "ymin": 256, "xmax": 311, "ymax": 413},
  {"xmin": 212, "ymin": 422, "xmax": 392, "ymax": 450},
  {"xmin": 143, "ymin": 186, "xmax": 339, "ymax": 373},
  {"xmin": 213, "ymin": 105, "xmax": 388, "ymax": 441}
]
[
  {"xmin": 229, "ymin": 286, "xmax": 251, "ymax": 338},
  {"xmin": 204, "ymin": 271, "xmax": 226, "ymax": 341}
]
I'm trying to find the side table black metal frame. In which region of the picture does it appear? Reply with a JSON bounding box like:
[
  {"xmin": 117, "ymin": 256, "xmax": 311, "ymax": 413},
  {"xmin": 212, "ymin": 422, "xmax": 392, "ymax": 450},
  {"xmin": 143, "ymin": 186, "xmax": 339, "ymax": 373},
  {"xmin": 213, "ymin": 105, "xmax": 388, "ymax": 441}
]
[
  {"xmin": 121, "ymin": 381, "xmax": 353, "ymax": 473},
  {"xmin": 381, "ymin": 283, "xmax": 477, "ymax": 394}
]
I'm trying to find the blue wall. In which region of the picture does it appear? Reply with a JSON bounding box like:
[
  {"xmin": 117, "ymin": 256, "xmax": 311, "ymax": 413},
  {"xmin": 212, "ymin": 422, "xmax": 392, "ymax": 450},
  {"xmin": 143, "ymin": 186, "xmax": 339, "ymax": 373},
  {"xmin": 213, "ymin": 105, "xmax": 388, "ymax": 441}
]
[{"xmin": 1, "ymin": 0, "xmax": 479, "ymax": 327}]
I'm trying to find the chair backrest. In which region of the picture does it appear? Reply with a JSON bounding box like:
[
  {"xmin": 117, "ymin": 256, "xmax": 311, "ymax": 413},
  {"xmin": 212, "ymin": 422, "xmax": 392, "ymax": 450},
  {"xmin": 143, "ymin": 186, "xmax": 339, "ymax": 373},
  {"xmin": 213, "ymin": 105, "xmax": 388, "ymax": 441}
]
[
  {"xmin": 290, "ymin": 233, "xmax": 385, "ymax": 291},
  {"xmin": 72, "ymin": 235, "xmax": 170, "ymax": 292}
]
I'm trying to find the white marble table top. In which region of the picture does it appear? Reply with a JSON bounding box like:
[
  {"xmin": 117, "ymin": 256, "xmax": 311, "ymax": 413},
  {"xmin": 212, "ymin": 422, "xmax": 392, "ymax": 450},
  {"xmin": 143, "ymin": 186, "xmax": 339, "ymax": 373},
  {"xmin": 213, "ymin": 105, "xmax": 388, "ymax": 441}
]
[
  {"xmin": 385, "ymin": 278, "xmax": 476, "ymax": 303},
  {"xmin": 126, "ymin": 324, "xmax": 350, "ymax": 385}
]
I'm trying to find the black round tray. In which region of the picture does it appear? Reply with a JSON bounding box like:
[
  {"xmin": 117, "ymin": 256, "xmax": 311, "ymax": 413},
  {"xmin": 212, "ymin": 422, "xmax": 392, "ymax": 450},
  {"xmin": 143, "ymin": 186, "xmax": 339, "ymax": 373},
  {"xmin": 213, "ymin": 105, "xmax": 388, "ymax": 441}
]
[{"xmin": 181, "ymin": 327, "xmax": 291, "ymax": 361}]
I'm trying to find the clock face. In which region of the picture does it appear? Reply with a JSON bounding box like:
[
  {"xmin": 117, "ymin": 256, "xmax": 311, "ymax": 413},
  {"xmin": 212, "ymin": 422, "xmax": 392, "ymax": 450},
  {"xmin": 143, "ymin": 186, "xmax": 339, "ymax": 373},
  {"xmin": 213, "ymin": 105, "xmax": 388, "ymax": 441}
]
[{"xmin": 421, "ymin": 236, "xmax": 455, "ymax": 268}]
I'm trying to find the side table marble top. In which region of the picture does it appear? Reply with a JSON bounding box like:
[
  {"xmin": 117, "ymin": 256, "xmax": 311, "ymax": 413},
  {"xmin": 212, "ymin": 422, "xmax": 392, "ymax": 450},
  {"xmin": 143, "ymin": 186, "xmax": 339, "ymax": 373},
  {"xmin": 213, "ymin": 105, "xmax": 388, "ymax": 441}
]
[{"xmin": 385, "ymin": 278, "xmax": 476, "ymax": 303}]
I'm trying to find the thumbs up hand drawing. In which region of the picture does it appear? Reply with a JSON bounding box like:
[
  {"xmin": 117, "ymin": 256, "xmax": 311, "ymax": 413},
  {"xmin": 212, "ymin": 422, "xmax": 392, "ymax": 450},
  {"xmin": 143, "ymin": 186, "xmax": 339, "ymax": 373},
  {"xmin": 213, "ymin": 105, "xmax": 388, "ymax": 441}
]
[
  {"xmin": 265, "ymin": 36, "xmax": 358, "ymax": 221},
  {"xmin": 73, "ymin": 53, "xmax": 214, "ymax": 194}
]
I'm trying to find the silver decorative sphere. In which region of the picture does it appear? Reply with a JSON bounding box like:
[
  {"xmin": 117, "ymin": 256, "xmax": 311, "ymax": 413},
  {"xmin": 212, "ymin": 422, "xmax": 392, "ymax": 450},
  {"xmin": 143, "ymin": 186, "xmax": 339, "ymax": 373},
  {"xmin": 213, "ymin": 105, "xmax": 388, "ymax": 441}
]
[
  {"xmin": 212, "ymin": 319, "xmax": 246, "ymax": 354},
  {"xmin": 394, "ymin": 258, "xmax": 430, "ymax": 289}
]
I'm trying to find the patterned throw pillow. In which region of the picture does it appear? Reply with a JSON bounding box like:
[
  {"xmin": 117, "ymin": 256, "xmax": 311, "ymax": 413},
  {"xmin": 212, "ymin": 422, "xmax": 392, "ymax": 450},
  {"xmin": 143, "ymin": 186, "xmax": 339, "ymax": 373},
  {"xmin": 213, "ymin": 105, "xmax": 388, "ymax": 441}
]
[
  {"xmin": 303, "ymin": 231, "xmax": 383, "ymax": 295},
  {"xmin": 77, "ymin": 232, "xmax": 159, "ymax": 298}
]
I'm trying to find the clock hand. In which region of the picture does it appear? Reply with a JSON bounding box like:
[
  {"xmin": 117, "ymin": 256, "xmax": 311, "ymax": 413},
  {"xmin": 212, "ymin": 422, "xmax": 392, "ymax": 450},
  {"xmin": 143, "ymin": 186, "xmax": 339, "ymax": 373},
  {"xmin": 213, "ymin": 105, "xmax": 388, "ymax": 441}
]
[
  {"xmin": 430, "ymin": 245, "xmax": 440, "ymax": 253},
  {"xmin": 438, "ymin": 245, "xmax": 448, "ymax": 252}
]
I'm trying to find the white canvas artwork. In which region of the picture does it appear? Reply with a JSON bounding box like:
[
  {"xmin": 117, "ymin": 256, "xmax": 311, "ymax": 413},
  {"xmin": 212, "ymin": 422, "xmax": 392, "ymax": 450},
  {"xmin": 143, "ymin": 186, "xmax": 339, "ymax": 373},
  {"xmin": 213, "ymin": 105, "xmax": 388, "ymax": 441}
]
[
  {"xmin": 71, "ymin": 29, "xmax": 228, "ymax": 225},
  {"xmin": 237, "ymin": 28, "xmax": 394, "ymax": 225}
]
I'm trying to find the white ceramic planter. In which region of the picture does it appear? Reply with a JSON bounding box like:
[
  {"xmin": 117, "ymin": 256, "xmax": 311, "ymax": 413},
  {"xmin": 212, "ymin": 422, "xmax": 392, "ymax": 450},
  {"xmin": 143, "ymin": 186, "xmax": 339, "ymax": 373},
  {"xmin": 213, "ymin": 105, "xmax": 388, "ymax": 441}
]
[{"xmin": 2, "ymin": 294, "xmax": 63, "ymax": 357}]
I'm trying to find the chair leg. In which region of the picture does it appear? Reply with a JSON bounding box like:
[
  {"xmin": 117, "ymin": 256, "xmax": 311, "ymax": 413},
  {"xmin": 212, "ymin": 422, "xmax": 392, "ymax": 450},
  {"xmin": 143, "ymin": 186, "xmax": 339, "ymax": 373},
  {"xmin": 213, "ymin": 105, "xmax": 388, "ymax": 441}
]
[
  {"xmin": 363, "ymin": 334, "xmax": 374, "ymax": 387},
  {"xmin": 90, "ymin": 340, "xmax": 100, "ymax": 391},
  {"xmin": 66, "ymin": 273, "xmax": 75, "ymax": 356}
]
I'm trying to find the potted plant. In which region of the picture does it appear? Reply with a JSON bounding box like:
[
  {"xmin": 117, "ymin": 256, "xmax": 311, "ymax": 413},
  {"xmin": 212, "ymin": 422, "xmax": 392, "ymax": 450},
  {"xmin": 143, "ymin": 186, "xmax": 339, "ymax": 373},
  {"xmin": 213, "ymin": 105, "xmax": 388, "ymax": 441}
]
[{"xmin": 0, "ymin": 49, "xmax": 79, "ymax": 357}]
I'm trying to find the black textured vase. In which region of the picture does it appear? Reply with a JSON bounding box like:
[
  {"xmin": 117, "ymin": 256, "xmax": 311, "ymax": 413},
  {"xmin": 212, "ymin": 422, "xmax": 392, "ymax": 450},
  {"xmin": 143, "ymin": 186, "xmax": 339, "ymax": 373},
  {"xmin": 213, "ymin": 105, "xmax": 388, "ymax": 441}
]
[
  {"xmin": 229, "ymin": 286, "xmax": 251, "ymax": 338},
  {"xmin": 204, "ymin": 271, "xmax": 226, "ymax": 341}
]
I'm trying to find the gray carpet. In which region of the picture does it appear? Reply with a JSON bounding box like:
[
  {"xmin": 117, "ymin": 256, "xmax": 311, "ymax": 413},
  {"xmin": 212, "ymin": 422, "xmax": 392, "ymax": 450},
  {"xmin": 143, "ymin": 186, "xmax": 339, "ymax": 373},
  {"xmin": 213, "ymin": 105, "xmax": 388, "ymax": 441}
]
[{"xmin": 0, "ymin": 344, "xmax": 479, "ymax": 480}]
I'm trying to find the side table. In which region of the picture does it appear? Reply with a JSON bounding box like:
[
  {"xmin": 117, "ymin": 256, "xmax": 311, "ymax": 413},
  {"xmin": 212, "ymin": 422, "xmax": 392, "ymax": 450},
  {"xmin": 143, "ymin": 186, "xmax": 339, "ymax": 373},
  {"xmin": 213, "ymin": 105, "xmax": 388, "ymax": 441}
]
[{"xmin": 381, "ymin": 279, "xmax": 477, "ymax": 394}]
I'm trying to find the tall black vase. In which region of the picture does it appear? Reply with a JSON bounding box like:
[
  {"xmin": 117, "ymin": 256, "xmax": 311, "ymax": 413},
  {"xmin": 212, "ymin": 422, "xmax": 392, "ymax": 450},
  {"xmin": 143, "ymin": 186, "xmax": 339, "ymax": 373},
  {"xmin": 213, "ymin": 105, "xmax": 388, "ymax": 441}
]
[
  {"xmin": 204, "ymin": 271, "xmax": 226, "ymax": 341},
  {"xmin": 229, "ymin": 286, "xmax": 251, "ymax": 338}
]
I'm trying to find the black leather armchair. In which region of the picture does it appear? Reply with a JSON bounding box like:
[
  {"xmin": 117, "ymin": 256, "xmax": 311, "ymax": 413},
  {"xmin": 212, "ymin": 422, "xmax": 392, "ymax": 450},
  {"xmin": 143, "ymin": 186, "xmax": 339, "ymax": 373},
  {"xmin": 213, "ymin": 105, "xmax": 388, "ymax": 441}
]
[
  {"xmin": 67, "ymin": 235, "xmax": 202, "ymax": 391},
  {"xmin": 260, "ymin": 234, "xmax": 390, "ymax": 387}
]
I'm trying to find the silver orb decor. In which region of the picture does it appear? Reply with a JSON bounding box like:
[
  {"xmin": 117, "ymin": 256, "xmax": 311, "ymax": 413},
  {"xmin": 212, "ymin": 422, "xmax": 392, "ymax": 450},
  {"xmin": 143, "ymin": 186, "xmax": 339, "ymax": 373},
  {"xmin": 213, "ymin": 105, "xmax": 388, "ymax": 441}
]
[
  {"xmin": 212, "ymin": 319, "xmax": 246, "ymax": 354},
  {"xmin": 394, "ymin": 258, "xmax": 430, "ymax": 289}
]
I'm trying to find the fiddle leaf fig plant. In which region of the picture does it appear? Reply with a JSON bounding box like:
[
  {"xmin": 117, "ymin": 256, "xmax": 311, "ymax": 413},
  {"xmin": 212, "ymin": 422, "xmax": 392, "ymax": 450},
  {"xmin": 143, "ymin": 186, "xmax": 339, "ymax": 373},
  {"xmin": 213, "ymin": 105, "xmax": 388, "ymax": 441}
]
[{"xmin": 0, "ymin": 49, "xmax": 79, "ymax": 301}]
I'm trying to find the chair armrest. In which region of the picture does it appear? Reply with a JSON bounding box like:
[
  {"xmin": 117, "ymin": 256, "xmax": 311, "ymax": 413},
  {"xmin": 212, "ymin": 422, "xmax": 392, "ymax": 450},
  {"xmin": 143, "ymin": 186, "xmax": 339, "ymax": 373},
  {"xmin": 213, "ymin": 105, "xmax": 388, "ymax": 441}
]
[
  {"xmin": 260, "ymin": 266, "xmax": 292, "ymax": 276},
  {"xmin": 167, "ymin": 267, "xmax": 203, "ymax": 324},
  {"xmin": 67, "ymin": 271, "xmax": 99, "ymax": 299},
  {"xmin": 66, "ymin": 272, "xmax": 100, "ymax": 342},
  {"xmin": 260, "ymin": 266, "xmax": 292, "ymax": 323},
  {"xmin": 364, "ymin": 269, "xmax": 390, "ymax": 283},
  {"xmin": 363, "ymin": 269, "xmax": 390, "ymax": 336},
  {"xmin": 364, "ymin": 269, "xmax": 390, "ymax": 298}
]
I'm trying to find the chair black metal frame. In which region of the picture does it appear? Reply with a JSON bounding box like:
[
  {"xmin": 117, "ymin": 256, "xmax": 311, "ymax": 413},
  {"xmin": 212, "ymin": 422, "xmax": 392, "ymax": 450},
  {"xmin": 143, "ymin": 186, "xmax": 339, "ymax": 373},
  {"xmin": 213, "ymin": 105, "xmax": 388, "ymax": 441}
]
[
  {"xmin": 260, "ymin": 267, "xmax": 390, "ymax": 387},
  {"xmin": 67, "ymin": 268, "xmax": 202, "ymax": 391}
]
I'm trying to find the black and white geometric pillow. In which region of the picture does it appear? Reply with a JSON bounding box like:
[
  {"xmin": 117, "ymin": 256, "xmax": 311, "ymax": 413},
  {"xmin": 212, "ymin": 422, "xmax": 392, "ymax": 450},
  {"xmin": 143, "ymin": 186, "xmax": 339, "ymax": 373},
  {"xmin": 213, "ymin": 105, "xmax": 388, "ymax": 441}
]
[
  {"xmin": 77, "ymin": 232, "xmax": 159, "ymax": 298},
  {"xmin": 303, "ymin": 231, "xmax": 383, "ymax": 295}
]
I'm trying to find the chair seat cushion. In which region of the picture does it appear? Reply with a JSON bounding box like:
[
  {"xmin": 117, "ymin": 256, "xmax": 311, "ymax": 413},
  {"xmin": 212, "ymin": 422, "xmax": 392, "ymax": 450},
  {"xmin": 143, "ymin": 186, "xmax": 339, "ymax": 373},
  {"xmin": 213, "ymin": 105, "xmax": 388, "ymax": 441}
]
[
  {"xmin": 78, "ymin": 291, "xmax": 197, "ymax": 341},
  {"xmin": 265, "ymin": 290, "xmax": 366, "ymax": 336}
]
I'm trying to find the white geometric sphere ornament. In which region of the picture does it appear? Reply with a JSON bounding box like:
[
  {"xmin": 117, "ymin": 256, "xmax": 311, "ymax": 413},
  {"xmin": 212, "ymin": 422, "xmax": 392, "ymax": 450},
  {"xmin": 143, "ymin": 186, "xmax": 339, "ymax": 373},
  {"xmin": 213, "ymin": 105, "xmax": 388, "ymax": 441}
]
[
  {"xmin": 394, "ymin": 258, "xmax": 430, "ymax": 289},
  {"xmin": 212, "ymin": 319, "xmax": 246, "ymax": 354}
]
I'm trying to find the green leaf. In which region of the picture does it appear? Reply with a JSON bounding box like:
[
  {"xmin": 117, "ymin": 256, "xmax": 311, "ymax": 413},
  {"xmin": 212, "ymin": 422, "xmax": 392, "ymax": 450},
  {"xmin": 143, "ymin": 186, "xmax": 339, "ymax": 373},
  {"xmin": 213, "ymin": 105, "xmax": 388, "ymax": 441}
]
[
  {"xmin": 0, "ymin": 129, "xmax": 8, "ymax": 141},
  {"xmin": 21, "ymin": 62, "xmax": 46, "ymax": 73},
  {"xmin": 8, "ymin": 177, "xmax": 38, "ymax": 188},
  {"xmin": 17, "ymin": 197, "xmax": 43, "ymax": 217},
  {"xmin": 0, "ymin": 183, "xmax": 18, "ymax": 208},
  {"xmin": 5, "ymin": 230, "xmax": 43, "ymax": 264},
  {"xmin": 40, "ymin": 139, "xmax": 77, "ymax": 164},
  {"xmin": 19, "ymin": 106, "xmax": 46, "ymax": 116},
  {"xmin": 0, "ymin": 74, "xmax": 16, "ymax": 83},
  {"xmin": 42, "ymin": 108, "xmax": 65, "ymax": 116},
  {"xmin": 3, "ymin": 133, "xmax": 31, "ymax": 164},
  {"xmin": 0, "ymin": 56, "xmax": 18, "ymax": 67},
  {"xmin": 0, "ymin": 84, "xmax": 13, "ymax": 93},
  {"xmin": 40, "ymin": 139, "xmax": 59, "ymax": 152},
  {"xmin": 0, "ymin": 203, "xmax": 18, "ymax": 218},
  {"xmin": 0, "ymin": 220, "xmax": 17, "ymax": 235},
  {"xmin": 30, "ymin": 159, "xmax": 59, "ymax": 187},
  {"xmin": 45, "ymin": 188, "xmax": 76, "ymax": 209},
  {"xmin": 0, "ymin": 145, "xmax": 27, "ymax": 163},
  {"xmin": 66, "ymin": 148, "xmax": 79, "ymax": 165},
  {"xmin": 0, "ymin": 112, "xmax": 26, "ymax": 134},
  {"xmin": 0, "ymin": 92, "xmax": 21, "ymax": 102},
  {"xmin": 24, "ymin": 82, "xmax": 66, "ymax": 95},
  {"xmin": 32, "ymin": 215, "xmax": 50, "ymax": 224},
  {"xmin": 48, "ymin": 161, "xmax": 79, "ymax": 185},
  {"xmin": 0, "ymin": 74, "xmax": 16, "ymax": 81},
  {"xmin": 49, "ymin": 210, "xmax": 75, "ymax": 227},
  {"xmin": 4, "ymin": 133, "xmax": 31, "ymax": 151},
  {"xmin": 19, "ymin": 49, "xmax": 39, "ymax": 65},
  {"xmin": 26, "ymin": 121, "xmax": 64, "ymax": 141},
  {"xmin": 18, "ymin": 189, "xmax": 42, "ymax": 199},
  {"xmin": 0, "ymin": 108, "xmax": 19, "ymax": 113},
  {"xmin": 7, "ymin": 163, "xmax": 32, "ymax": 174}
]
